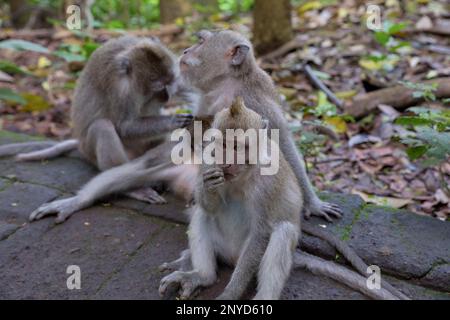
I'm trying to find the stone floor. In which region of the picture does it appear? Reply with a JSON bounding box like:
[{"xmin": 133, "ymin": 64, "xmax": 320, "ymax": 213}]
[{"xmin": 0, "ymin": 130, "xmax": 448, "ymax": 300}]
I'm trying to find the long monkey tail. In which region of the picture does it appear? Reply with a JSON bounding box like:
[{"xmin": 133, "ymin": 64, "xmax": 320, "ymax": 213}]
[
  {"xmin": 16, "ymin": 139, "xmax": 79, "ymax": 161},
  {"xmin": 294, "ymin": 251, "xmax": 400, "ymax": 300},
  {"xmin": 0, "ymin": 140, "xmax": 79, "ymax": 161},
  {"xmin": 301, "ymin": 221, "xmax": 410, "ymax": 300}
]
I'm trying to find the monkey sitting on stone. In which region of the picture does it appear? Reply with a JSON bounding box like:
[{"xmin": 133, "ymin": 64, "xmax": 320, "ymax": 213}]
[
  {"xmin": 26, "ymin": 29, "xmax": 341, "ymax": 224},
  {"xmin": 0, "ymin": 36, "xmax": 193, "ymax": 205},
  {"xmin": 159, "ymin": 98, "xmax": 410, "ymax": 300},
  {"xmin": 159, "ymin": 97, "xmax": 301, "ymax": 300}
]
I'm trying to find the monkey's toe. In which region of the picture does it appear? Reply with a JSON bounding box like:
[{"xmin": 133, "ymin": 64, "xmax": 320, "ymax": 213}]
[
  {"xmin": 126, "ymin": 187, "xmax": 167, "ymax": 205},
  {"xmin": 308, "ymin": 201, "xmax": 343, "ymax": 222}
]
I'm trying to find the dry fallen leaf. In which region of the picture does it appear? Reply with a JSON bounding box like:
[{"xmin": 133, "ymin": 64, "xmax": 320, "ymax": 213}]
[{"xmin": 352, "ymin": 189, "xmax": 412, "ymax": 208}]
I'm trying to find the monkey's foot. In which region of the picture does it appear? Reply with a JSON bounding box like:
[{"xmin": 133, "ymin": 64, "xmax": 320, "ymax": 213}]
[
  {"xmin": 29, "ymin": 197, "xmax": 82, "ymax": 224},
  {"xmin": 159, "ymin": 270, "xmax": 207, "ymax": 299},
  {"xmin": 125, "ymin": 187, "xmax": 167, "ymax": 204},
  {"xmin": 305, "ymin": 199, "xmax": 343, "ymax": 222},
  {"xmin": 159, "ymin": 249, "xmax": 191, "ymax": 272}
]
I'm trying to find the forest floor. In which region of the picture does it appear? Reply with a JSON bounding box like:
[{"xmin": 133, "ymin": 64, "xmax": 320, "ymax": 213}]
[
  {"xmin": 0, "ymin": 2, "xmax": 449, "ymax": 221},
  {"xmin": 0, "ymin": 131, "xmax": 449, "ymax": 299}
]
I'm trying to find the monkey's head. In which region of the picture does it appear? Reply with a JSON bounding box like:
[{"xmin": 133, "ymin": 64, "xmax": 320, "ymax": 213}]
[
  {"xmin": 180, "ymin": 30, "xmax": 254, "ymax": 91},
  {"xmin": 211, "ymin": 97, "xmax": 269, "ymax": 180},
  {"xmin": 117, "ymin": 38, "xmax": 178, "ymax": 103}
]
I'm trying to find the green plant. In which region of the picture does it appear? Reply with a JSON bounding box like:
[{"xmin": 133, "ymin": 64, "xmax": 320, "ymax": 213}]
[
  {"xmin": 395, "ymin": 107, "xmax": 450, "ymax": 165},
  {"xmin": 373, "ymin": 21, "xmax": 410, "ymax": 53},
  {"xmin": 399, "ymin": 81, "xmax": 438, "ymax": 102}
]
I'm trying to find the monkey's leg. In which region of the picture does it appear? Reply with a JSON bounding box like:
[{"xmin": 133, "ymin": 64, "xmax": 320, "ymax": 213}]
[
  {"xmin": 254, "ymin": 222, "xmax": 299, "ymax": 300},
  {"xmin": 29, "ymin": 161, "xmax": 172, "ymax": 223},
  {"xmin": 216, "ymin": 233, "xmax": 268, "ymax": 300},
  {"xmin": 284, "ymin": 136, "xmax": 342, "ymax": 221},
  {"xmin": 159, "ymin": 210, "xmax": 217, "ymax": 299},
  {"xmin": 86, "ymin": 119, "xmax": 166, "ymax": 204}
]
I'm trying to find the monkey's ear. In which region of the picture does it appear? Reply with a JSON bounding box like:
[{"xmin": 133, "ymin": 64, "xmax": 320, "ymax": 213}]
[
  {"xmin": 230, "ymin": 45, "xmax": 250, "ymax": 66},
  {"xmin": 117, "ymin": 56, "xmax": 131, "ymax": 75}
]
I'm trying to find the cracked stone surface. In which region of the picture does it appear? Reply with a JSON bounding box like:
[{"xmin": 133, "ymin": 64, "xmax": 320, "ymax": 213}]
[{"xmin": 0, "ymin": 130, "xmax": 448, "ymax": 300}]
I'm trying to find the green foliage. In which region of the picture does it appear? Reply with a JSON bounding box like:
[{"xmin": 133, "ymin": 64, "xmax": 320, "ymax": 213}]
[
  {"xmin": 395, "ymin": 107, "xmax": 450, "ymax": 165},
  {"xmin": 0, "ymin": 88, "xmax": 27, "ymax": 105},
  {"xmin": 0, "ymin": 39, "xmax": 50, "ymax": 53},
  {"xmin": 374, "ymin": 21, "xmax": 409, "ymax": 49},
  {"xmin": 310, "ymin": 91, "xmax": 337, "ymax": 117},
  {"xmin": 91, "ymin": 0, "xmax": 160, "ymax": 29},
  {"xmin": 0, "ymin": 38, "xmax": 99, "ymax": 64},
  {"xmin": 0, "ymin": 60, "xmax": 32, "ymax": 75},
  {"xmin": 219, "ymin": 0, "xmax": 253, "ymax": 14},
  {"xmin": 54, "ymin": 41, "xmax": 100, "ymax": 63},
  {"xmin": 399, "ymin": 81, "xmax": 438, "ymax": 101}
]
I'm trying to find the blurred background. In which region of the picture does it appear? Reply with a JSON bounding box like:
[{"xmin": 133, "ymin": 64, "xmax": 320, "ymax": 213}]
[{"xmin": 0, "ymin": 0, "xmax": 449, "ymax": 220}]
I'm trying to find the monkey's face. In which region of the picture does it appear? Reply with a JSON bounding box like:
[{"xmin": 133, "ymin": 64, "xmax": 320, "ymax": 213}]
[
  {"xmin": 209, "ymin": 97, "xmax": 268, "ymax": 181},
  {"xmin": 180, "ymin": 30, "xmax": 252, "ymax": 91},
  {"xmin": 121, "ymin": 42, "xmax": 177, "ymax": 103}
]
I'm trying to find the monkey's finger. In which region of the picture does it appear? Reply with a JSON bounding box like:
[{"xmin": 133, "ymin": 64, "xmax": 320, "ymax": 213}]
[
  {"xmin": 29, "ymin": 205, "xmax": 56, "ymax": 221},
  {"xmin": 159, "ymin": 276, "xmax": 181, "ymax": 297},
  {"xmin": 180, "ymin": 281, "xmax": 195, "ymax": 299},
  {"xmin": 54, "ymin": 211, "xmax": 75, "ymax": 224},
  {"xmin": 323, "ymin": 203, "xmax": 343, "ymax": 218},
  {"xmin": 203, "ymin": 169, "xmax": 223, "ymax": 180}
]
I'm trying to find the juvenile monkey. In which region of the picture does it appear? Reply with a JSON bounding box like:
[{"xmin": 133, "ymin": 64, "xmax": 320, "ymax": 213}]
[
  {"xmin": 0, "ymin": 35, "xmax": 193, "ymax": 204},
  {"xmin": 159, "ymin": 98, "xmax": 409, "ymax": 300},
  {"xmin": 160, "ymin": 97, "xmax": 301, "ymax": 300}
]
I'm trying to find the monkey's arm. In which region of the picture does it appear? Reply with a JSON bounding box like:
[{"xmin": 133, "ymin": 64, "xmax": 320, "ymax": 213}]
[
  {"xmin": 119, "ymin": 114, "xmax": 193, "ymax": 138},
  {"xmin": 273, "ymin": 117, "xmax": 342, "ymax": 221},
  {"xmin": 217, "ymin": 229, "xmax": 269, "ymax": 300}
]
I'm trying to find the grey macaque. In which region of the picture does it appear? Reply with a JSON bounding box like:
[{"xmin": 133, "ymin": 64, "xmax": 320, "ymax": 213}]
[
  {"xmin": 25, "ymin": 30, "xmax": 409, "ymax": 300},
  {"xmin": 0, "ymin": 36, "xmax": 193, "ymax": 204},
  {"xmin": 160, "ymin": 97, "xmax": 301, "ymax": 299},
  {"xmin": 28, "ymin": 30, "xmax": 340, "ymax": 222},
  {"xmin": 159, "ymin": 98, "xmax": 409, "ymax": 300}
]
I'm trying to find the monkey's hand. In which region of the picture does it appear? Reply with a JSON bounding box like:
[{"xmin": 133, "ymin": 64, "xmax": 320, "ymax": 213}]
[
  {"xmin": 29, "ymin": 197, "xmax": 82, "ymax": 224},
  {"xmin": 305, "ymin": 199, "xmax": 342, "ymax": 222},
  {"xmin": 159, "ymin": 270, "xmax": 207, "ymax": 300},
  {"xmin": 203, "ymin": 167, "xmax": 225, "ymax": 192},
  {"xmin": 171, "ymin": 114, "xmax": 193, "ymax": 129}
]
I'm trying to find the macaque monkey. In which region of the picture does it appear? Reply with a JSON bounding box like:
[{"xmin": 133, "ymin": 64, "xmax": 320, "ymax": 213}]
[
  {"xmin": 159, "ymin": 97, "xmax": 301, "ymax": 300},
  {"xmin": 19, "ymin": 31, "xmax": 410, "ymax": 299},
  {"xmin": 159, "ymin": 98, "xmax": 409, "ymax": 300},
  {"xmin": 178, "ymin": 29, "xmax": 342, "ymax": 221},
  {"xmin": 26, "ymin": 29, "xmax": 340, "ymax": 223},
  {"xmin": 0, "ymin": 36, "xmax": 193, "ymax": 204}
]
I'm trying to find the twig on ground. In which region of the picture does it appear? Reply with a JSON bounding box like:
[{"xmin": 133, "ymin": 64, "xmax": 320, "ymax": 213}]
[
  {"xmin": 303, "ymin": 64, "xmax": 344, "ymax": 109},
  {"xmin": 345, "ymin": 77, "xmax": 450, "ymax": 118}
]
